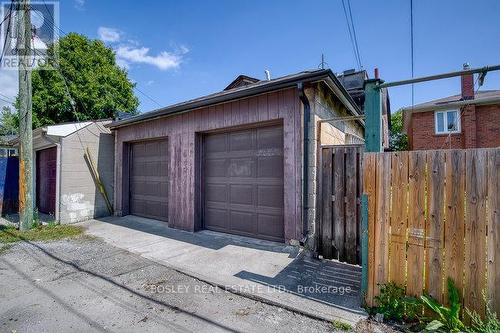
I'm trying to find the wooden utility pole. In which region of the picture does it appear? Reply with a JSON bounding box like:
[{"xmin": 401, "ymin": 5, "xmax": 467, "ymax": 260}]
[{"xmin": 17, "ymin": 0, "xmax": 33, "ymax": 230}]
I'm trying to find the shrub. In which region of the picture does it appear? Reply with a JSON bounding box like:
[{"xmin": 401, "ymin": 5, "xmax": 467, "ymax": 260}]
[
  {"xmin": 465, "ymin": 295, "xmax": 500, "ymax": 333},
  {"xmin": 373, "ymin": 282, "xmax": 420, "ymax": 322}
]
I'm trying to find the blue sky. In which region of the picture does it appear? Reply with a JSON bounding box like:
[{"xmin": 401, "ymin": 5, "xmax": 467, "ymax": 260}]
[{"xmin": 1, "ymin": 0, "xmax": 500, "ymax": 114}]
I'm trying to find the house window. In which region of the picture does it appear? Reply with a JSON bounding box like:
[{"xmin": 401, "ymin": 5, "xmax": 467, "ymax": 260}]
[{"xmin": 435, "ymin": 110, "xmax": 460, "ymax": 134}]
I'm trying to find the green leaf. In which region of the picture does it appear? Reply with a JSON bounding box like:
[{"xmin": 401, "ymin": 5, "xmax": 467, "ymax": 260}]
[{"xmin": 425, "ymin": 320, "xmax": 444, "ymax": 331}]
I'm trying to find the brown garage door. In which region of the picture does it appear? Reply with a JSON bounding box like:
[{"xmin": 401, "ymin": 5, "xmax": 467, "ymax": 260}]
[
  {"xmin": 129, "ymin": 139, "xmax": 169, "ymax": 221},
  {"xmin": 36, "ymin": 147, "xmax": 57, "ymax": 215},
  {"xmin": 203, "ymin": 125, "xmax": 284, "ymax": 242}
]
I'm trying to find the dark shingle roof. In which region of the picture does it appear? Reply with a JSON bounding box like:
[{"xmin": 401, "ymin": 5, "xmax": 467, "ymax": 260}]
[{"xmin": 410, "ymin": 90, "xmax": 500, "ymax": 109}]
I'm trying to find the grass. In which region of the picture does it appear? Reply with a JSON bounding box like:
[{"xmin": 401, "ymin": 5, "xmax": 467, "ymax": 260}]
[
  {"xmin": 0, "ymin": 223, "xmax": 84, "ymax": 244},
  {"xmin": 331, "ymin": 320, "xmax": 352, "ymax": 331}
]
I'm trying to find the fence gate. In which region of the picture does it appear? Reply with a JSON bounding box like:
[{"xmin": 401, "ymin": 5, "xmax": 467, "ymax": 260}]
[{"xmin": 319, "ymin": 145, "xmax": 363, "ymax": 265}]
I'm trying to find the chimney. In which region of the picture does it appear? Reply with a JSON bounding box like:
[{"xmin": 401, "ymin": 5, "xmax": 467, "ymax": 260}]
[{"xmin": 461, "ymin": 63, "xmax": 474, "ymax": 100}]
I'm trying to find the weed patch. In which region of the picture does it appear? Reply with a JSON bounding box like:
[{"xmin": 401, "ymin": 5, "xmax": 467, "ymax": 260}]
[{"xmin": 0, "ymin": 224, "xmax": 84, "ymax": 244}]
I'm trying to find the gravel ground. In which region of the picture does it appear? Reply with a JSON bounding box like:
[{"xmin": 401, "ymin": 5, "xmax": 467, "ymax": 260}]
[{"xmin": 0, "ymin": 236, "xmax": 395, "ymax": 333}]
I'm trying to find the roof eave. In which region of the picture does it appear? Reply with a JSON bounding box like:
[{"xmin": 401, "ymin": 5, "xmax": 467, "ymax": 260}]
[{"xmin": 107, "ymin": 69, "xmax": 361, "ymax": 129}]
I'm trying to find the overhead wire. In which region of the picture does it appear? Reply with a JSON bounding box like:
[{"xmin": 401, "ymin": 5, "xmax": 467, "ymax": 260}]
[{"xmin": 341, "ymin": 0, "xmax": 360, "ymax": 69}]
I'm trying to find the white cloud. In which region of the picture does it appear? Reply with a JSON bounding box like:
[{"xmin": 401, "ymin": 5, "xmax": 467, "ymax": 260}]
[
  {"xmin": 98, "ymin": 27, "xmax": 122, "ymax": 43},
  {"xmin": 74, "ymin": 0, "xmax": 85, "ymax": 10},
  {"xmin": 115, "ymin": 46, "xmax": 187, "ymax": 71}
]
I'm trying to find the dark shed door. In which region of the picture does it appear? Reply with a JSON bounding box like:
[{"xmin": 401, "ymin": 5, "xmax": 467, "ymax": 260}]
[
  {"xmin": 129, "ymin": 139, "xmax": 169, "ymax": 221},
  {"xmin": 203, "ymin": 125, "xmax": 284, "ymax": 242},
  {"xmin": 36, "ymin": 147, "xmax": 57, "ymax": 215}
]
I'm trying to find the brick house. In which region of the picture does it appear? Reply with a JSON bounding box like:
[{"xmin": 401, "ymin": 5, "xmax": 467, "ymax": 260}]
[{"xmin": 403, "ymin": 65, "xmax": 500, "ymax": 150}]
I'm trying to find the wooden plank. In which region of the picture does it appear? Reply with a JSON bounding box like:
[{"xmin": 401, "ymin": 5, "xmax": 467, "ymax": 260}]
[
  {"xmin": 444, "ymin": 150, "xmax": 465, "ymax": 302},
  {"xmin": 389, "ymin": 151, "xmax": 409, "ymax": 286},
  {"xmin": 426, "ymin": 150, "xmax": 446, "ymax": 302},
  {"xmin": 363, "ymin": 153, "xmax": 377, "ymax": 306},
  {"xmin": 357, "ymin": 148, "xmax": 363, "ymax": 264},
  {"xmin": 464, "ymin": 149, "xmax": 488, "ymax": 316},
  {"xmin": 487, "ymin": 149, "xmax": 500, "ymax": 314},
  {"xmin": 267, "ymin": 91, "xmax": 279, "ymax": 120},
  {"xmin": 373, "ymin": 153, "xmax": 391, "ymax": 296},
  {"xmin": 321, "ymin": 148, "xmax": 333, "ymax": 258},
  {"xmin": 258, "ymin": 94, "xmax": 268, "ymax": 122},
  {"xmin": 345, "ymin": 147, "xmax": 358, "ymax": 264},
  {"xmin": 407, "ymin": 151, "xmax": 426, "ymax": 297},
  {"xmin": 333, "ymin": 147, "xmax": 346, "ymax": 261}
]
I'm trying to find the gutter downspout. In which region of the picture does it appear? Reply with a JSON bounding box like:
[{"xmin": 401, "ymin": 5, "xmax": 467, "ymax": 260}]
[{"xmin": 297, "ymin": 82, "xmax": 310, "ymax": 245}]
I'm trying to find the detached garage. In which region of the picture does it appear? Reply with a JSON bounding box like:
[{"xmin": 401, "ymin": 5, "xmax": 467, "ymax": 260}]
[
  {"xmin": 109, "ymin": 69, "xmax": 365, "ymax": 244},
  {"xmin": 9, "ymin": 121, "xmax": 115, "ymax": 223}
]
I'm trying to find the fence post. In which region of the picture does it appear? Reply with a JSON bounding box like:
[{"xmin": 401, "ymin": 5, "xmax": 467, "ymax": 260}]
[{"xmin": 361, "ymin": 79, "xmax": 383, "ymax": 301}]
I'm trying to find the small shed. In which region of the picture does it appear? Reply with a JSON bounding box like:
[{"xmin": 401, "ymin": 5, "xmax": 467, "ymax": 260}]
[{"xmin": 9, "ymin": 121, "xmax": 114, "ymax": 223}]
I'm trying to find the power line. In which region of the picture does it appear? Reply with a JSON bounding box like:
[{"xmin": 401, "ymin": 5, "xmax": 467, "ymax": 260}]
[
  {"xmin": 341, "ymin": 0, "xmax": 360, "ymax": 69},
  {"xmin": 346, "ymin": 0, "xmax": 362, "ymax": 68},
  {"xmin": 0, "ymin": 0, "xmax": 14, "ymax": 66},
  {"xmin": 410, "ymin": 0, "xmax": 415, "ymax": 108}
]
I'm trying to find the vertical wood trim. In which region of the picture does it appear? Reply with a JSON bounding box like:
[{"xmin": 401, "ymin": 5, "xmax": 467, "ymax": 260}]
[
  {"xmin": 426, "ymin": 150, "xmax": 446, "ymax": 302},
  {"xmin": 345, "ymin": 147, "xmax": 357, "ymax": 264},
  {"xmin": 487, "ymin": 149, "xmax": 500, "ymax": 314},
  {"xmin": 373, "ymin": 153, "xmax": 390, "ymax": 295},
  {"xmin": 363, "ymin": 153, "xmax": 377, "ymax": 305},
  {"xmin": 444, "ymin": 150, "xmax": 465, "ymax": 301},
  {"xmin": 464, "ymin": 149, "xmax": 487, "ymax": 316},
  {"xmin": 389, "ymin": 151, "xmax": 409, "ymax": 286},
  {"xmin": 333, "ymin": 147, "xmax": 346, "ymax": 261},
  {"xmin": 407, "ymin": 151, "xmax": 426, "ymax": 296},
  {"xmin": 321, "ymin": 148, "xmax": 333, "ymax": 258}
]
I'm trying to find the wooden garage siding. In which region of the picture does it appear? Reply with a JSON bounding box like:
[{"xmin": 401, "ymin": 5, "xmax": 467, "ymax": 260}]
[{"xmin": 113, "ymin": 88, "xmax": 303, "ymax": 242}]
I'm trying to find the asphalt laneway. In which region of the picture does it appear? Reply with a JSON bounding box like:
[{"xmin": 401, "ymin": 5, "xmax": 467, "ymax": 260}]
[{"xmin": 0, "ymin": 237, "xmax": 338, "ymax": 333}]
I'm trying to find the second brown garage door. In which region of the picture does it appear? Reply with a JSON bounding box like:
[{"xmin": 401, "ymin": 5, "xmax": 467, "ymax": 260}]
[
  {"xmin": 36, "ymin": 147, "xmax": 57, "ymax": 215},
  {"xmin": 203, "ymin": 125, "xmax": 284, "ymax": 242},
  {"xmin": 129, "ymin": 139, "xmax": 169, "ymax": 221}
]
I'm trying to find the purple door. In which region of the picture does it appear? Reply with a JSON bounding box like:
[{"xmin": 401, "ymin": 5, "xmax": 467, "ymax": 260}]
[{"xmin": 36, "ymin": 147, "xmax": 57, "ymax": 215}]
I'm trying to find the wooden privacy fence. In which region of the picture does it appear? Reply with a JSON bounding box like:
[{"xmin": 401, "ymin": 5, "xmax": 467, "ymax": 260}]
[
  {"xmin": 319, "ymin": 145, "xmax": 363, "ymax": 265},
  {"xmin": 363, "ymin": 148, "xmax": 500, "ymax": 316}
]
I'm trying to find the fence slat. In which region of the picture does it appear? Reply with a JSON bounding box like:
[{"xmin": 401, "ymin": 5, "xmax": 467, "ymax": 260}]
[
  {"xmin": 345, "ymin": 147, "xmax": 358, "ymax": 264},
  {"xmin": 389, "ymin": 152, "xmax": 409, "ymax": 286},
  {"xmin": 487, "ymin": 149, "xmax": 500, "ymax": 314},
  {"xmin": 444, "ymin": 150, "xmax": 465, "ymax": 303},
  {"xmin": 373, "ymin": 153, "xmax": 390, "ymax": 294},
  {"xmin": 363, "ymin": 153, "xmax": 377, "ymax": 306},
  {"xmin": 464, "ymin": 149, "xmax": 488, "ymax": 316},
  {"xmin": 321, "ymin": 148, "xmax": 333, "ymax": 259},
  {"xmin": 426, "ymin": 150, "xmax": 446, "ymax": 302},
  {"xmin": 333, "ymin": 147, "xmax": 346, "ymax": 261},
  {"xmin": 406, "ymin": 151, "xmax": 426, "ymax": 297}
]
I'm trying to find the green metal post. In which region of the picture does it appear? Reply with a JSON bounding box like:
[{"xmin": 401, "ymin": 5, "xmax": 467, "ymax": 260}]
[
  {"xmin": 364, "ymin": 79, "xmax": 383, "ymax": 153},
  {"xmin": 361, "ymin": 79, "xmax": 383, "ymax": 297}
]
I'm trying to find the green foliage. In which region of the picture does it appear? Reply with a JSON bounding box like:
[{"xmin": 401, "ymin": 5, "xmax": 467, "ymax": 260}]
[
  {"xmin": 29, "ymin": 33, "xmax": 139, "ymax": 128},
  {"xmin": 0, "ymin": 224, "xmax": 84, "ymax": 243},
  {"xmin": 420, "ymin": 278, "xmax": 465, "ymax": 332},
  {"xmin": 465, "ymin": 295, "xmax": 500, "ymax": 333},
  {"xmin": 0, "ymin": 106, "xmax": 18, "ymax": 136},
  {"xmin": 331, "ymin": 320, "xmax": 352, "ymax": 331},
  {"xmin": 390, "ymin": 109, "xmax": 409, "ymax": 151},
  {"xmin": 373, "ymin": 282, "xmax": 420, "ymax": 322}
]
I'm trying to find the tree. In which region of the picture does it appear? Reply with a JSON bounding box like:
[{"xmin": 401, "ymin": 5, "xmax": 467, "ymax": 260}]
[
  {"xmin": 0, "ymin": 106, "xmax": 18, "ymax": 136},
  {"xmin": 29, "ymin": 33, "xmax": 138, "ymax": 128},
  {"xmin": 390, "ymin": 109, "xmax": 409, "ymax": 151}
]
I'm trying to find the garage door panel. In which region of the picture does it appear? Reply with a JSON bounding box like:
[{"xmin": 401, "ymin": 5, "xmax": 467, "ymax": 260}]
[
  {"xmin": 229, "ymin": 130, "xmax": 255, "ymax": 152},
  {"xmin": 203, "ymin": 125, "xmax": 284, "ymax": 242},
  {"xmin": 228, "ymin": 158, "xmax": 255, "ymax": 177},
  {"xmin": 129, "ymin": 139, "xmax": 168, "ymax": 222},
  {"xmin": 230, "ymin": 211, "xmax": 255, "ymax": 234},
  {"xmin": 258, "ymin": 215, "xmax": 284, "ymax": 240},
  {"xmin": 258, "ymin": 156, "xmax": 284, "ymax": 178},
  {"xmin": 257, "ymin": 185, "xmax": 283, "ymax": 208},
  {"xmin": 205, "ymin": 184, "xmax": 227, "ymax": 203},
  {"xmin": 229, "ymin": 184, "xmax": 253, "ymax": 205}
]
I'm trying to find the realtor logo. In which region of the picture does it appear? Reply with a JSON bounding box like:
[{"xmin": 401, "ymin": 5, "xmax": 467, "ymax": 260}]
[{"xmin": 0, "ymin": 1, "xmax": 59, "ymax": 70}]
